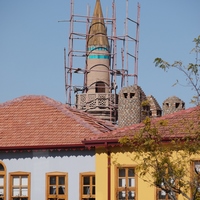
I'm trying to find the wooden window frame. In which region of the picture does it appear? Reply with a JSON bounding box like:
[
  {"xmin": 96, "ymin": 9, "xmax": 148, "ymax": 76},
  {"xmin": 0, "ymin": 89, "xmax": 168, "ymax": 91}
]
[
  {"xmin": 0, "ymin": 161, "xmax": 6, "ymax": 200},
  {"xmin": 9, "ymin": 171, "xmax": 31, "ymax": 200},
  {"xmin": 155, "ymin": 167, "xmax": 178, "ymax": 200},
  {"xmin": 156, "ymin": 187, "xmax": 174, "ymax": 200},
  {"xmin": 115, "ymin": 165, "xmax": 137, "ymax": 200},
  {"xmin": 79, "ymin": 172, "xmax": 95, "ymax": 200},
  {"xmin": 191, "ymin": 160, "xmax": 200, "ymax": 199},
  {"xmin": 46, "ymin": 172, "xmax": 68, "ymax": 200}
]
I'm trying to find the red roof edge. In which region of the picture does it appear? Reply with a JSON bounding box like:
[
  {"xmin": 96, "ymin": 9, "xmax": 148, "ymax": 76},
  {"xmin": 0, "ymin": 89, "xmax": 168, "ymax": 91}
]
[
  {"xmin": 82, "ymin": 136, "xmax": 187, "ymax": 148},
  {"xmin": 0, "ymin": 137, "xmax": 187, "ymax": 152},
  {"xmin": 0, "ymin": 143, "xmax": 87, "ymax": 151},
  {"xmin": 82, "ymin": 139, "xmax": 119, "ymax": 147}
]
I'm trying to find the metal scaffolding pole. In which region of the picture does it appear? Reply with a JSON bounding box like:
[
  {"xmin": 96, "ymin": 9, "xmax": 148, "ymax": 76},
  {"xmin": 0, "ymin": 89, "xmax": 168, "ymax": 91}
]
[{"xmin": 64, "ymin": 0, "xmax": 140, "ymax": 124}]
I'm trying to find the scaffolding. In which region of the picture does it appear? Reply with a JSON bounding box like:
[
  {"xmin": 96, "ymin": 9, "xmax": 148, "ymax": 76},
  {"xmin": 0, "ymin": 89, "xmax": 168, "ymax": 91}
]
[{"xmin": 64, "ymin": 0, "xmax": 140, "ymax": 123}]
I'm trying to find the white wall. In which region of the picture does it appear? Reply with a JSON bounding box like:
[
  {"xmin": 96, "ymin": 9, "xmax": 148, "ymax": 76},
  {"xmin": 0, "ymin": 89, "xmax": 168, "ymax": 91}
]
[{"xmin": 0, "ymin": 149, "xmax": 95, "ymax": 200}]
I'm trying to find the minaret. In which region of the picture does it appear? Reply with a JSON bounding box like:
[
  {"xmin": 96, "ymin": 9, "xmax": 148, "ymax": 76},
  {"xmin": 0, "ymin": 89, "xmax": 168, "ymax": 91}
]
[
  {"xmin": 76, "ymin": 0, "xmax": 117, "ymax": 122},
  {"xmin": 86, "ymin": 0, "xmax": 110, "ymax": 94}
]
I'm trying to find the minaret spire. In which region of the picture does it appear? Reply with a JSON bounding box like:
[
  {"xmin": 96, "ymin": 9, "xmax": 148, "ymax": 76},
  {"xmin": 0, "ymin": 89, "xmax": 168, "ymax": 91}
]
[{"xmin": 88, "ymin": 0, "xmax": 109, "ymax": 48}]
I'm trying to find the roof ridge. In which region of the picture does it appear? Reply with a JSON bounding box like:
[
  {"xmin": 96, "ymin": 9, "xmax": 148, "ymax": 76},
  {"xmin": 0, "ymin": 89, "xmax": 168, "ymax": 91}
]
[
  {"xmin": 38, "ymin": 96, "xmax": 115, "ymax": 133},
  {"xmin": 63, "ymin": 104, "xmax": 116, "ymax": 132},
  {"xmin": 0, "ymin": 95, "xmax": 47, "ymax": 107},
  {"xmin": 1, "ymin": 95, "xmax": 115, "ymax": 134},
  {"xmin": 154, "ymin": 105, "xmax": 199, "ymax": 120}
]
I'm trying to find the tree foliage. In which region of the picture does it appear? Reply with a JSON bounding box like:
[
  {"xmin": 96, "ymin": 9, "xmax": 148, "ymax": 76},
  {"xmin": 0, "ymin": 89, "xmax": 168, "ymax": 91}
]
[
  {"xmin": 119, "ymin": 116, "xmax": 200, "ymax": 200},
  {"xmin": 154, "ymin": 35, "xmax": 200, "ymax": 104}
]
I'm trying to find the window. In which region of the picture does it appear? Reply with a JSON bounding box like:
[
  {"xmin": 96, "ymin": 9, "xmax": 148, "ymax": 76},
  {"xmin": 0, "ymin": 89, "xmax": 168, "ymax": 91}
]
[
  {"xmin": 156, "ymin": 170, "xmax": 176, "ymax": 200},
  {"xmin": 157, "ymin": 110, "xmax": 162, "ymax": 117},
  {"xmin": 191, "ymin": 160, "xmax": 200, "ymax": 199},
  {"xmin": 130, "ymin": 93, "xmax": 135, "ymax": 99},
  {"xmin": 156, "ymin": 185, "xmax": 175, "ymax": 200},
  {"xmin": 123, "ymin": 93, "xmax": 128, "ymax": 99},
  {"xmin": 166, "ymin": 103, "xmax": 169, "ymax": 107},
  {"xmin": 80, "ymin": 172, "xmax": 95, "ymax": 200},
  {"xmin": 116, "ymin": 166, "xmax": 136, "ymax": 200},
  {"xmin": 46, "ymin": 172, "xmax": 68, "ymax": 200},
  {"xmin": 175, "ymin": 103, "xmax": 180, "ymax": 108},
  {"xmin": 95, "ymin": 82, "xmax": 105, "ymax": 93},
  {"xmin": 9, "ymin": 172, "xmax": 30, "ymax": 200},
  {"xmin": 0, "ymin": 162, "xmax": 6, "ymax": 200}
]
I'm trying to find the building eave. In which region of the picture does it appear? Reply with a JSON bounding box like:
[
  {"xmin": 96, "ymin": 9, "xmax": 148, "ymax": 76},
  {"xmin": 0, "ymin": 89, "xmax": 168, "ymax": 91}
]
[
  {"xmin": 82, "ymin": 135, "xmax": 192, "ymax": 149},
  {"xmin": 0, "ymin": 143, "xmax": 88, "ymax": 152},
  {"xmin": 82, "ymin": 139, "xmax": 119, "ymax": 148}
]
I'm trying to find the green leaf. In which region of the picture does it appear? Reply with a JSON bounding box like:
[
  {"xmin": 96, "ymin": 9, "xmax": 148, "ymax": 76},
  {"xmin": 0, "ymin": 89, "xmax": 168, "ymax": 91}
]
[{"xmin": 154, "ymin": 58, "xmax": 170, "ymax": 71}]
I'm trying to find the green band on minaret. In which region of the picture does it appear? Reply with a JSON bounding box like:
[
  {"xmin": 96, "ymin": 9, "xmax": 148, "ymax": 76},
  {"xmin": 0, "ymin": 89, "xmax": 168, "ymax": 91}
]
[
  {"xmin": 88, "ymin": 55, "xmax": 110, "ymax": 59},
  {"xmin": 88, "ymin": 46, "xmax": 109, "ymax": 59}
]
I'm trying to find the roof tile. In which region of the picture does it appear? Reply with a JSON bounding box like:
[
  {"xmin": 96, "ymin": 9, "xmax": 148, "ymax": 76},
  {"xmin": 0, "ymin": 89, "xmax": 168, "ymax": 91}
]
[
  {"xmin": 0, "ymin": 95, "xmax": 116, "ymax": 149},
  {"xmin": 91, "ymin": 106, "xmax": 200, "ymax": 141}
]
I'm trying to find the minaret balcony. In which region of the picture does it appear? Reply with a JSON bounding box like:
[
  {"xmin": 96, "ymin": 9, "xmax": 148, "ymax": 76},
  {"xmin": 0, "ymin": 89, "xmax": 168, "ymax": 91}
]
[{"xmin": 76, "ymin": 93, "xmax": 118, "ymax": 111}]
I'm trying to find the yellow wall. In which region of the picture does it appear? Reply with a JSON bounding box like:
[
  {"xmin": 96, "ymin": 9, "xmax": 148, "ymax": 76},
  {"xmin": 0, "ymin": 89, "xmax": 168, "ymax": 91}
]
[
  {"xmin": 96, "ymin": 147, "xmax": 154, "ymax": 200},
  {"xmin": 111, "ymin": 148, "xmax": 154, "ymax": 200},
  {"xmin": 96, "ymin": 148, "xmax": 108, "ymax": 200},
  {"xmin": 95, "ymin": 147, "xmax": 200, "ymax": 200}
]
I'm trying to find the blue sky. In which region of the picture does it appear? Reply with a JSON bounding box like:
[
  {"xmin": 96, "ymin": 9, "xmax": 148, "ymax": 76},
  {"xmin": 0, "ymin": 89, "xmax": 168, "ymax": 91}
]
[{"xmin": 0, "ymin": 0, "xmax": 199, "ymax": 109}]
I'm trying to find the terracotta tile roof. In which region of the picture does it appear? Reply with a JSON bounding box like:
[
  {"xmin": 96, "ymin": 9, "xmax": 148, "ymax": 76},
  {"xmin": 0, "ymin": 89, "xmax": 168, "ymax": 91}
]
[
  {"xmin": 0, "ymin": 95, "xmax": 116, "ymax": 150},
  {"xmin": 87, "ymin": 106, "xmax": 200, "ymax": 142}
]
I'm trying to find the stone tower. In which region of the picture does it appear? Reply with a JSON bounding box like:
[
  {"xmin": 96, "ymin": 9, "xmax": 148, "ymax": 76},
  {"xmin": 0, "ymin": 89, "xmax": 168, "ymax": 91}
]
[
  {"xmin": 118, "ymin": 85, "xmax": 150, "ymax": 127},
  {"xmin": 147, "ymin": 95, "xmax": 162, "ymax": 118},
  {"xmin": 76, "ymin": 0, "xmax": 117, "ymax": 122},
  {"xmin": 162, "ymin": 96, "xmax": 185, "ymax": 115}
]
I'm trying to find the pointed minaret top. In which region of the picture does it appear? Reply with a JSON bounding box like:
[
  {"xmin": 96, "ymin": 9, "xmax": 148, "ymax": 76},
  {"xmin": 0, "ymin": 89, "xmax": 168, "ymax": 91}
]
[{"xmin": 88, "ymin": 0, "xmax": 109, "ymax": 48}]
